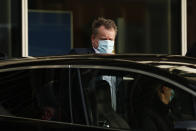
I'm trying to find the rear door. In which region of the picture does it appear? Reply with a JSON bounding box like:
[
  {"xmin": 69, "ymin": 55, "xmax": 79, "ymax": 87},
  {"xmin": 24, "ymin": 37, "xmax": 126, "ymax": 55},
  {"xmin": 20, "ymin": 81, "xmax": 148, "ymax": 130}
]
[
  {"xmin": 0, "ymin": 64, "xmax": 120, "ymax": 131},
  {"xmin": 69, "ymin": 64, "xmax": 196, "ymax": 131},
  {"xmin": 0, "ymin": 66, "xmax": 72, "ymax": 130}
]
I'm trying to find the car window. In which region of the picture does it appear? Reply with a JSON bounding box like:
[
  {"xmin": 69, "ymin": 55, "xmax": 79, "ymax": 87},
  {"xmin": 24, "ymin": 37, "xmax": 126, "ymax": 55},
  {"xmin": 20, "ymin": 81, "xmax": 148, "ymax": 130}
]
[
  {"xmin": 0, "ymin": 68, "xmax": 71, "ymax": 123},
  {"xmin": 80, "ymin": 68, "xmax": 136, "ymax": 130},
  {"xmin": 172, "ymin": 87, "xmax": 195, "ymax": 120},
  {"xmin": 130, "ymin": 76, "xmax": 196, "ymax": 129},
  {"xmin": 78, "ymin": 68, "xmax": 196, "ymax": 131}
]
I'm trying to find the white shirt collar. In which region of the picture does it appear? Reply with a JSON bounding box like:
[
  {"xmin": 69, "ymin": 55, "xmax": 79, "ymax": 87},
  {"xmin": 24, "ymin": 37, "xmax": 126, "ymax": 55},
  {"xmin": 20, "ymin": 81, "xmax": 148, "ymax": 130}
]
[{"xmin": 93, "ymin": 47, "xmax": 100, "ymax": 54}]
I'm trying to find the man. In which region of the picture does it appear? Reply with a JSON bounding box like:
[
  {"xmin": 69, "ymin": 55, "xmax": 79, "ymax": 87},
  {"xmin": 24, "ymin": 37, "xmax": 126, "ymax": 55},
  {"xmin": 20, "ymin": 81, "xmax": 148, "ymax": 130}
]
[
  {"xmin": 137, "ymin": 79, "xmax": 175, "ymax": 131},
  {"xmin": 69, "ymin": 17, "xmax": 119, "ymax": 110},
  {"xmin": 69, "ymin": 17, "xmax": 117, "ymax": 54}
]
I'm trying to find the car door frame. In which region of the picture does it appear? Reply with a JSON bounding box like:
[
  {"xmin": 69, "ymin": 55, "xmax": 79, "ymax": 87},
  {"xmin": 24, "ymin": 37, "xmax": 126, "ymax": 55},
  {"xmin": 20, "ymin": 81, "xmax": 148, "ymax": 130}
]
[
  {"xmin": 70, "ymin": 64, "xmax": 196, "ymax": 131},
  {"xmin": 0, "ymin": 64, "xmax": 126, "ymax": 131}
]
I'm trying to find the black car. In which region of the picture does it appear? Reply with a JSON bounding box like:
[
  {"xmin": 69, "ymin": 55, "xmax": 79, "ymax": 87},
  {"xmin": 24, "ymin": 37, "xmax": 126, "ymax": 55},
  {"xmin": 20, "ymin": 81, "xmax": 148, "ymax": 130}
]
[{"xmin": 0, "ymin": 54, "xmax": 196, "ymax": 131}]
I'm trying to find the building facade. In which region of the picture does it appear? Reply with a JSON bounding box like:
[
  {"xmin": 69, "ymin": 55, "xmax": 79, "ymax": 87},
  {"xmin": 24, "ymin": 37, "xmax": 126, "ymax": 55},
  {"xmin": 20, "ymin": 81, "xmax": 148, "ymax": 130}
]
[{"xmin": 0, "ymin": 0, "xmax": 193, "ymax": 58}]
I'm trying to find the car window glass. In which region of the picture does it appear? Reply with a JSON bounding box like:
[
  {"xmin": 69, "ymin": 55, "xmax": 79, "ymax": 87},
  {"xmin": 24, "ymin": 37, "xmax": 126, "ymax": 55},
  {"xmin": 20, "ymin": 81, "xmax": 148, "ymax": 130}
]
[
  {"xmin": 131, "ymin": 75, "xmax": 196, "ymax": 130},
  {"xmin": 79, "ymin": 68, "xmax": 196, "ymax": 131},
  {"xmin": 0, "ymin": 68, "xmax": 70, "ymax": 123},
  {"xmin": 172, "ymin": 87, "xmax": 195, "ymax": 121},
  {"xmin": 80, "ymin": 68, "xmax": 135, "ymax": 130},
  {"xmin": 0, "ymin": 70, "xmax": 34, "ymax": 117}
]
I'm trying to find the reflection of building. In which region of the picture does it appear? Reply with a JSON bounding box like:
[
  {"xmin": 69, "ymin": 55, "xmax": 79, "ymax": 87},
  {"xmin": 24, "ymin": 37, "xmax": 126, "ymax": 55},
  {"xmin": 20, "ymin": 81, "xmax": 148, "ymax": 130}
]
[
  {"xmin": 0, "ymin": 0, "xmax": 22, "ymax": 57},
  {"xmin": 0, "ymin": 0, "xmax": 194, "ymax": 58}
]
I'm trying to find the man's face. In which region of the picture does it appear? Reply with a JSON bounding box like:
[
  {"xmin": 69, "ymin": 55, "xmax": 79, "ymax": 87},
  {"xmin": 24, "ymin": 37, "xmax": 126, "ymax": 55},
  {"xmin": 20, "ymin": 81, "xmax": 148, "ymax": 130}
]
[
  {"xmin": 159, "ymin": 86, "xmax": 173, "ymax": 104},
  {"xmin": 91, "ymin": 25, "xmax": 116, "ymax": 49}
]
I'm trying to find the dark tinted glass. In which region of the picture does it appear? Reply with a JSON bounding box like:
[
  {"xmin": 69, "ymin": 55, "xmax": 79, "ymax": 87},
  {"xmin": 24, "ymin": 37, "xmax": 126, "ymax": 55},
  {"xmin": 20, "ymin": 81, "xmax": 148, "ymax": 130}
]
[
  {"xmin": 79, "ymin": 68, "xmax": 196, "ymax": 130},
  {"xmin": 28, "ymin": 0, "xmax": 181, "ymax": 55},
  {"xmin": 0, "ymin": 68, "xmax": 70, "ymax": 123},
  {"xmin": 79, "ymin": 68, "xmax": 135, "ymax": 130},
  {"xmin": 0, "ymin": 70, "xmax": 33, "ymax": 117},
  {"xmin": 0, "ymin": 0, "xmax": 22, "ymax": 58}
]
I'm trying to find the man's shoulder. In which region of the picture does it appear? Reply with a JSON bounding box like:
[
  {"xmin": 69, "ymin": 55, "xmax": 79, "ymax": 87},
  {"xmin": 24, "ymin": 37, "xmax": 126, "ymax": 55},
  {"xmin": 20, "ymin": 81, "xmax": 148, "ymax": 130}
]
[{"xmin": 69, "ymin": 48, "xmax": 95, "ymax": 54}]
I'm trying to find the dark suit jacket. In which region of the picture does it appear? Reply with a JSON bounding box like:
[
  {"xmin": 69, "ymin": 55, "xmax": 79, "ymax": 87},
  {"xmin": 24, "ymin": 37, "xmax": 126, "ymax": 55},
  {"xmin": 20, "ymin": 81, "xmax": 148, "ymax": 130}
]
[
  {"xmin": 69, "ymin": 47, "xmax": 122, "ymax": 83},
  {"xmin": 69, "ymin": 47, "xmax": 123, "ymax": 113},
  {"xmin": 69, "ymin": 48, "xmax": 95, "ymax": 54}
]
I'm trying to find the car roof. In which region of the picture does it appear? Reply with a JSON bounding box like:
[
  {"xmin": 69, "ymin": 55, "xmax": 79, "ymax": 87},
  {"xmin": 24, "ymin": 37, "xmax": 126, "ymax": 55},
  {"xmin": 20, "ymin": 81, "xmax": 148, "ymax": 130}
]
[
  {"xmin": 0, "ymin": 53, "xmax": 196, "ymax": 67},
  {"xmin": 1, "ymin": 53, "xmax": 196, "ymax": 91},
  {"xmin": 0, "ymin": 53, "xmax": 196, "ymax": 75}
]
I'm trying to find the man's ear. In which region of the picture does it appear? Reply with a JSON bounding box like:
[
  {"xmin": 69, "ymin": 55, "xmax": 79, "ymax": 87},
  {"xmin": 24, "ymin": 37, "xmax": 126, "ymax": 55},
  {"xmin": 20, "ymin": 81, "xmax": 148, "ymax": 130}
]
[{"xmin": 91, "ymin": 34, "xmax": 98, "ymax": 49}]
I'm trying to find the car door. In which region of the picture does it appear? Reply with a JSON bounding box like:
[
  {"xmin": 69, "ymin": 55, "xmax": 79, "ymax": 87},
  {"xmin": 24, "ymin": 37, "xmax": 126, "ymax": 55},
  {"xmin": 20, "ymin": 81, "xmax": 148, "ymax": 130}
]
[
  {"xmin": 0, "ymin": 66, "xmax": 74, "ymax": 130},
  {"xmin": 73, "ymin": 65, "xmax": 138, "ymax": 130},
  {"xmin": 69, "ymin": 67, "xmax": 127, "ymax": 131},
  {"xmin": 71, "ymin": 64, "xmax": 196, "ymax": 131},
  {"xmin": 0, "ymin": 64, "xmax": 124, "ymax": 131}
]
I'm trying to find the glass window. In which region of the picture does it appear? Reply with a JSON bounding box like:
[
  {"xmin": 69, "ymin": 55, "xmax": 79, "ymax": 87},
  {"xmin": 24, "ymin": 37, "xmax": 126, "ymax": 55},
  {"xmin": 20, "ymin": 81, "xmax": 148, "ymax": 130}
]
[
  {"xmin": 28, "ymin": 0, "xmax": 181, "ymax": 55},
  {"xmin": 0, "ymin": 0, "xmax": 22, "ymax": 58},
  {"xmin": 0, "ymin": 68, "xmax": 71, "ymax": 123},
  {"xmin": 79, "ymin": 68, "xmax": 196, "ymax": 130},
  {"xmin": 130, "ymin": 76, "xmax": 196, "ymax": 129},
  {"xmin": 79, "ymin": 68, "xmax": 136, "ymax": 130},
  {"xmin": 172, "ymin": 87, "xmax": 195, "ymax": 120},
  {"xmin": 28, "ymin": 10, "xmax": 72, "ymax": 56}
]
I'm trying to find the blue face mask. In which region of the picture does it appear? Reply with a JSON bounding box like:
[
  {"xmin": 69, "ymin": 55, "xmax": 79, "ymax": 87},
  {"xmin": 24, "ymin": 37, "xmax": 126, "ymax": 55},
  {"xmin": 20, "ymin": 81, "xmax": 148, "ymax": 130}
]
[
  {"xmin": 170, "ymin": 89, "xmax": 175, "ymax": 102},
  {"xmin": 97, "ymin": 40, "xmax": 114, "ymax": 54}
]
